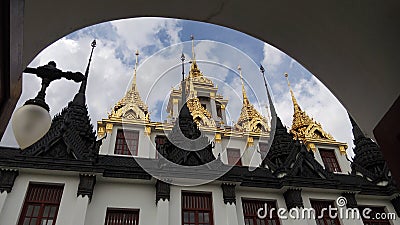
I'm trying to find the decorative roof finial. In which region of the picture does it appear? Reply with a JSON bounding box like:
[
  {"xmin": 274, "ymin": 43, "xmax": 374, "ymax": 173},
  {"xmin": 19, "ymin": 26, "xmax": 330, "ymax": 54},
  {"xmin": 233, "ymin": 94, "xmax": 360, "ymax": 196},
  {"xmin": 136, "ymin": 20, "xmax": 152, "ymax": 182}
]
[
  {"xmin": 285, "ymin": 73, "xmax": 300, "ymax": 111},
  {"xmin": 181, "ymin": 53, "xmax": 187, "ymax": 103},
  {"xmin": 132, "ymin": 50, "xmax": 139, "ymax": 89},
  {"xmin": 73, "ymin": 40, "xmax": 96, "ymax": 105},
  {"xmin": 191, "ymin": 35, "xmax": 196, "ymax": 62},
  {"xmin": 79, "ymin": 40, "xmax": 96, "ymax": 94},
  {"xmin": 238, "ymin": 65, "xmax": 249, "ymax": 105},
  {"xmin": 189, "ymin": 35, "xmax": 202, "ymax": 78},
  {"xmin": 235, "ymin": 65, "xmax": 268, "ymax": 132}
]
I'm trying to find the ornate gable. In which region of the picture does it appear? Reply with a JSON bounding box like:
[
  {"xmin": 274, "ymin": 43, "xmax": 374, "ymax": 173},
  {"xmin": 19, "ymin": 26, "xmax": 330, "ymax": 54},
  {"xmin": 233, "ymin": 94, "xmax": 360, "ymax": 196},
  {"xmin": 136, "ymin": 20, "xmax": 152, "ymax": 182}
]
[
  {"xmin": 285, "ymin": 73, "xmax": 334, "ymax": 141},
  {"xmin": 235, "ymin": 66, "xmax": 269, "ymax": 133},
  {"xmin": 109, "ymin": 50, "xmax": 149, "ymax": 122}
]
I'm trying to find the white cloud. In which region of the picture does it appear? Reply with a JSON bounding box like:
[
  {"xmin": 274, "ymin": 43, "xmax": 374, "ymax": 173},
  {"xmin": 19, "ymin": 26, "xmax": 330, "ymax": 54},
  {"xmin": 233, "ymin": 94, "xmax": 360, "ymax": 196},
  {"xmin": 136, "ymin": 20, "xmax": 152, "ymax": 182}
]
[
  {"xmin": 262, "ymin": 43, "xmax": 285, "ymax": 73},
  {"xmin": 111, "ymin": 17, "xmax": 182, "ymax": 59}
]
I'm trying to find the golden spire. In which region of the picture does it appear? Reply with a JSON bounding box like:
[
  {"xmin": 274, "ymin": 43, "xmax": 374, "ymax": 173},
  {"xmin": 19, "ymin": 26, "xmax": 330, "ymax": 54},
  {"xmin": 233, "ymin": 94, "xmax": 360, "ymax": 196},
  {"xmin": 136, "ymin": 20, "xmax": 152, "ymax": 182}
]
[
  {"xmin": 285, "ymin": 73, "xmax": 301, "ymax": 112},
  {"xmin": 108, "ymin": 50, "xmax": 148, "ymax": 121},
  {"xmin": 132, "ymin": 50, "xmax": 139, "ymax": 89},
  {"xmin": 285, "ymin": 73, "xmax": 334, "ymax": 140},
  {"xmin": 189, "ymin": 35, "xmax": 202, "ymax": 78},
  {"xmin": 238, "ymin": 65, "xmax": 249, "ymax": 105},
  {"xmin": 191, "ymin": 35, "xmax": 196, "ymax": 63},
  {"xmin": 235, "ymin": 67, "xmax": 269, "ymax": 133}
]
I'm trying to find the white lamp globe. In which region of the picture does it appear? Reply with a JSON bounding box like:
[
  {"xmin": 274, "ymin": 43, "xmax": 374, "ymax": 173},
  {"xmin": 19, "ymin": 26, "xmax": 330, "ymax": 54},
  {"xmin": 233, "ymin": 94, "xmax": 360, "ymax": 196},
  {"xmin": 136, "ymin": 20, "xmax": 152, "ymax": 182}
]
[{"xmin": 12, "ymin": 104, "xmax": 51, "ymax": 149}]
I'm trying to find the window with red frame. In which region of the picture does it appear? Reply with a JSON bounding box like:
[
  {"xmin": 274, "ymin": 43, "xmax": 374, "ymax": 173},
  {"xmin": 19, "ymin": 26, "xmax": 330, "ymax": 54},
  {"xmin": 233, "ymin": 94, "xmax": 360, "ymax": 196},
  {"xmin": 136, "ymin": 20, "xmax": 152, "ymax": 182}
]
[
  {"xmin": 104, "ymin": 208, "xmax": 139, "ymax": 225},
  {"xmin": 182, "ymin": 192, "xmax": 213, "ymax": 225},
  {"xmin": 242, "ymin": 199, "xmax": 280, "ymax": 225},
  {"xmin": 227, "ymin": 148, "xmax": 242, "ymax": 166},
  {"xmin": 114, "ymin": 130, "xmax": 139, "ymax": 156},
  {"xmin": 310, "ymin": 200, "xmax": 340, "ymax": 225},
  {"xmin": 358, "ymin": 206, "xmax": 391, "ymax": 225},
  {"xmin": 319, "ymin": 149, "xmax": 341, "ymax": 172},
  {"xmin": 18, "ymin": 183, "xmax": 64, "ymax": 225}
]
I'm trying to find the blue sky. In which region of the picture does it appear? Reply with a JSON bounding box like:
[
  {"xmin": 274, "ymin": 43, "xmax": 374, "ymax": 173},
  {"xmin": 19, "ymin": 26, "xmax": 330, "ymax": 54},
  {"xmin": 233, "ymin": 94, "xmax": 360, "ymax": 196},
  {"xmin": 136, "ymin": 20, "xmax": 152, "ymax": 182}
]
[{"xmin": 0, "ymin": 17, "xmax": 354, "ymax": 157}]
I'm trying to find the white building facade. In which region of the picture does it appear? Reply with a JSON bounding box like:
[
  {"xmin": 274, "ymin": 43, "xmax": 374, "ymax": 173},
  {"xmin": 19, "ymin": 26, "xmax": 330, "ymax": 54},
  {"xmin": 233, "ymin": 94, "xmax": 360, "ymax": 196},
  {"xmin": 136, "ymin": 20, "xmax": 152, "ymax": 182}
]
[{"xmin": 0, "ymin": 43, "xmax": 399, "ymax": 225}]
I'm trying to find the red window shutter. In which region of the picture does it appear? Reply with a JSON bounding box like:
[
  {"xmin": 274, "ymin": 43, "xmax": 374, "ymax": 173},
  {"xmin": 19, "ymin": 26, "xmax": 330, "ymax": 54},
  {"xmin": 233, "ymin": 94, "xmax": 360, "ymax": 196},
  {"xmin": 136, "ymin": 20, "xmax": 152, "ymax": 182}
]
[{"xmin": 18, "ymin": 183, "xmax": 64, "ymax": 225}]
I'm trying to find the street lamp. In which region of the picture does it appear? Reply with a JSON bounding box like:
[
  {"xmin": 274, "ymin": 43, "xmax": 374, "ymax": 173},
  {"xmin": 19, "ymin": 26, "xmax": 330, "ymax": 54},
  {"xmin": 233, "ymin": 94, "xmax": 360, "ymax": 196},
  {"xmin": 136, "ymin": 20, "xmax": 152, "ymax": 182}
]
[{"xmin": 12, "ymin": 61, "xmax": 86, "ymax": 149}]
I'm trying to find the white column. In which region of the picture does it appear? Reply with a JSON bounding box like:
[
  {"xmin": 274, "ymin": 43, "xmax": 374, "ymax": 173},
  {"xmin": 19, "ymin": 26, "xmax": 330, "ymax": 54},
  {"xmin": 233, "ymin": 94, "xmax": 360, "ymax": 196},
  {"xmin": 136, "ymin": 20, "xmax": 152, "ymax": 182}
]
[
  {"xmin": 0, "ymin": 192, "xmax": 7, "ymax": 215},
  {"xmin": 210, "ymin": 97, "xmax": 218, "ymax": 121},
  {"xmin": 156, "ymin": 199, "xmax": 170, "ymax": 225},
  {"xmin": 70, "ymin": 195, "xmax": 89, "ymax": 225},
  {"xmin": 226, "ymin": 204, "xmax": 239, "ymax": 225}
]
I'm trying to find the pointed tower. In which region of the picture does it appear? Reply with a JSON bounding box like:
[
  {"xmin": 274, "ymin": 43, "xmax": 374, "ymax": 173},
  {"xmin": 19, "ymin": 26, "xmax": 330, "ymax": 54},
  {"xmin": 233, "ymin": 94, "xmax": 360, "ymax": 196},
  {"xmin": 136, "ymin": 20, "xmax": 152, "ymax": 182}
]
[
  {"xmin": 235, "ymin": 66, "xmax": 269, "ymax": 133},
  {"xmin": 284, "ymin": 73, "xmax": 348, "ymax": 153},
  {"xmin": 350, "ymin": 115, "xmax": 392, "ymax": 185},
  {"xmin": 157, "ymin": 54, "xmax": 216, "ymax": 166},
  {"xmin": 167, "ymin": 35, "xmax": 227, "ymax": 127},
  {"xmin": 108, "ymin": 50, "xmax": 149, "ymax": 121},
  {"xmin": 23, "ymin": 40, "xmax": 100, "ymax": 161},
  {"xmin": 98, "ymin": 51, "xmax": 151, "ymax": 137}
]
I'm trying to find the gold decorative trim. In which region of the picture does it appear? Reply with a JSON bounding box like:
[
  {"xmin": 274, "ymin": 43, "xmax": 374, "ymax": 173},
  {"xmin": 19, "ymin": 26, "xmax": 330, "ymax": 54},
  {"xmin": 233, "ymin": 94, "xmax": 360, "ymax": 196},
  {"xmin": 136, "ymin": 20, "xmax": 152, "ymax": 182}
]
[
  {"xmin": 307, "ymin": 143, "xmax": 317, "ymax": 152},
  {"xmin": 247, "ymin": 136, "xmax": 254, "ymax": 147},
  {"xmin": 144, "ymin": 126, "xmax": 151, "ymax": 136},
  {"xmin": 339, "ymin": 145, "xmax": 347, "ymax": 155},
  {"xmin": 106, "ymin": 123, "xmax": 113, "ymax": 133},
  {"xmin": 215, "ymin": 133, "xmax": 222, "ymax": 143}
]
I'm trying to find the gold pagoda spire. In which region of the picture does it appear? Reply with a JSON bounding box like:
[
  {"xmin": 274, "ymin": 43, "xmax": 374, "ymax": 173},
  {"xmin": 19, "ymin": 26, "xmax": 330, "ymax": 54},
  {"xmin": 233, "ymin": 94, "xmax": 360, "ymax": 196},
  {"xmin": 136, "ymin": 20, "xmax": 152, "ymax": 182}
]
[
  {"xmin": 285, "ymin": 73, "xmax": 301, "ymax": 114},
  {"xmin": 285, "ymin": 73, "xmax": 333, "ymax": 141},
  {"xmin": 189, "ymin": 35, "xmax": 202, "ymax": 78},
  {"xmin": 235, "ymin": 67, "xmax": 268, "ymax": 133},
  {"xmin": 191, "ymin": 34, "xmax": 196, "ymax": 63},
  {"xmin": 238, "ymin": 65, "xmax": 250, "ymax": 106},
  {"xmin": 108, "ymin": 50, "xmax": 149, "ymax": 122},
  {"xmin": 132, "ymin": 50, "xmax": 139, "ymax": 90}
]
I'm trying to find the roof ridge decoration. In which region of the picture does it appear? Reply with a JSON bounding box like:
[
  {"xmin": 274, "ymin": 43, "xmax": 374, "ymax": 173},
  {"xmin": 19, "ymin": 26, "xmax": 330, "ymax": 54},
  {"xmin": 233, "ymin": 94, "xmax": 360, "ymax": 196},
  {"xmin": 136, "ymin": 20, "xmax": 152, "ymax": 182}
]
[
  {"xmin": 235, "ymin": 66, "xmax": 268, "ymax": 133},
  {"xmin": 23, "ymin": 40, "xmax": 101, "ymax": 161},
  {"xmin": 285, "ymin": 73, "xmax": 334, "ymax": 141},
  {"xmin": 349, "ymin": 115, "xmax": 394, "ymax": 186},
  {"xmin": 109, "ymin": 50, "xmax": 149, "ymax": 122},
  {"xmin": 187, "ymin": 35, "xmax": 214, "ymax": 86},
  {"xmin": 262, "ymin": 116, "xmax": 332, "ymax": 179},
  {"xmin": 186, "ymin": 76, "xmax": 216, "ymax": 127}
]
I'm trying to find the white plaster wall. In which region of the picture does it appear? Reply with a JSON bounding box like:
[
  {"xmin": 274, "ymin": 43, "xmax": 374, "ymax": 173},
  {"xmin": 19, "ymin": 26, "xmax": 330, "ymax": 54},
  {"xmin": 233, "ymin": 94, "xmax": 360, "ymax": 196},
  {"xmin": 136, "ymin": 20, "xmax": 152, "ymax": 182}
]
[
  {"xmin": 0, "ymin": 172, "xmax": 80, "ymax": 225},
  {"xmin": 85, "ymin": 180, "xmax": 157, "ymax": 225}
]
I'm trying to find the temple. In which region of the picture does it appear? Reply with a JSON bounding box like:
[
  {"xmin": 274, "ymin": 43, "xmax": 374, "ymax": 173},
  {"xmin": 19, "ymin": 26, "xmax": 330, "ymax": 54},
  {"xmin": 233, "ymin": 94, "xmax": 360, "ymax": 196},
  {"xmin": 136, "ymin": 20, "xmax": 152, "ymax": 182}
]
[{"xmin": 0, "ymin": 38, "xmax": 398, "ymax": 225}]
